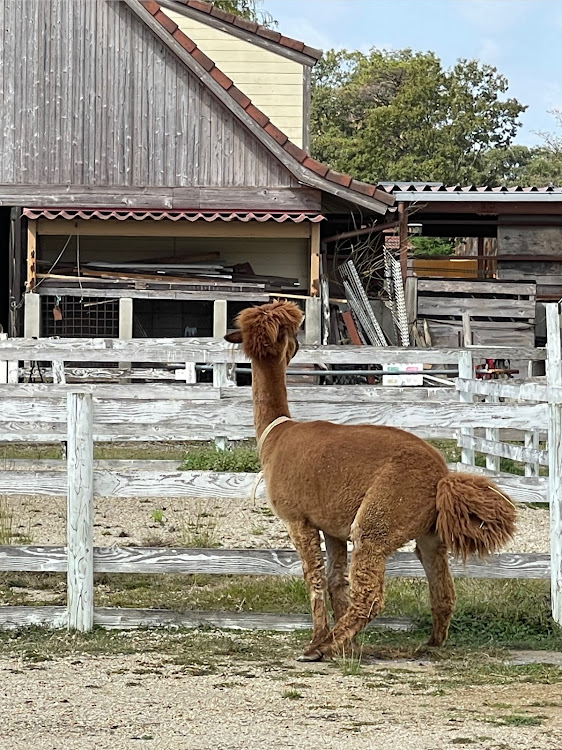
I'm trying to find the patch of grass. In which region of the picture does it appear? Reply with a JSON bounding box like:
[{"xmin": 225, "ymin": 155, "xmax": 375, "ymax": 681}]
[
  {"xmin": 335, "ymin": 652, "xmax": 363, "ymax": 676},
  {"xmin": 151, "ymin": 509, "xmax": 165, "ymax": 525},
  {"xmin": 0, "ymin": 498, "xmax": 33, "ymax": 545},
  {"xmin": 487, "ymin": 713, "xmax": 546, "ymax": 727},
  {"xmin": 180, "ymin": 445, "xmax": 260, "ymax": 473},
  {"xmin": 282, "ymin": 689, "xmax": 303, "ymax": 699},
  {"xmin": 181, "ymin": 505, "xmax": 222, "ymax": 548}
]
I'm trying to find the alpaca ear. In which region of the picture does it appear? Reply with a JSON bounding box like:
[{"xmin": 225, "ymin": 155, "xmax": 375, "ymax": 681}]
[{"xmin": 224, "ymin": 330, "xmax": 243, "ymax": 344}]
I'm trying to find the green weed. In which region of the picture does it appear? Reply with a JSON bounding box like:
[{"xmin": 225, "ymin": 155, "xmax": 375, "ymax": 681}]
[{"xmin": 180, "ymin": 445, "xmax": 260, "ymax": 473}]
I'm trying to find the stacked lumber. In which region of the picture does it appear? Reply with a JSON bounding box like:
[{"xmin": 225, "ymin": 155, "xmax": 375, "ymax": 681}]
[
  {"xmin": 37, "ymin": 256, "xmax": 299, "ymax": 294},
  {"xmin": 414, "ymin": 278, "xmax": 536, "ymax": 347}
]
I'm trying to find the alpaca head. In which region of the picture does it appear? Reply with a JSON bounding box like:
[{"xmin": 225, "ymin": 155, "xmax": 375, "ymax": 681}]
[{"xmin": 224, "ymin": 300, "xmax": 304, "ymax": 363}]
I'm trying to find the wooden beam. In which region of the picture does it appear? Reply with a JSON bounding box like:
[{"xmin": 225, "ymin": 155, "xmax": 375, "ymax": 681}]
[
  {"xmin": 26, "ymin": 219, "xmax": 37, "ymax": 291},
  {"xmin": 36, "ymin": 218, "xmax": 313, "ymax": 238},
  {"xmin": 309, "ymin": 222, "xmax": 321, "ymax": 296},
  {"xmin": 0, "ymin": 186, "xmax": 323, "ymax": 211},
  {"xmin": 36, "ymin": 287, "xmax": 269, "ymax": 302}
]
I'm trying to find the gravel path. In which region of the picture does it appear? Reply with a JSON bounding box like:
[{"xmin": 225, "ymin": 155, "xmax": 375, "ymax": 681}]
[
  {"xmin": 6, "ymin": 494, "xmax": 550, "ymax": 553},
  {"xmin": 1, "ymin": 653, "xmax": 561, "ymax": 750}
]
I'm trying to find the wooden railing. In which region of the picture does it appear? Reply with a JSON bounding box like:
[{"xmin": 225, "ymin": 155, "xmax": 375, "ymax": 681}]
[{"xmin": 0, "ymin": 320, "xmax": 560, "ymax": 631}]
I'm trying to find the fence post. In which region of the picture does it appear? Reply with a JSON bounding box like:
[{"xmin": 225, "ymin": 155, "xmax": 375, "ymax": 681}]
[
  {"xmin": 546, "ymin": 303, "xmax": 562, "ymax": 625},
  {"xmin": 485, "ymin": 394, "xmax": 501, "ymax": 473},
  {"xmin": 213, "ymin": 300, "xmax": 234, "ymax": 451},
  {"xmin": 458, "ymin": 350, "xmax": 475, "ymax": 467},
  {"xmin": 524, "ymin": 431, "xmax": 540, "ymax": 477},
  {"xmin": 66, "ymin": 392, "xmax": 94, "ymax": 632}
]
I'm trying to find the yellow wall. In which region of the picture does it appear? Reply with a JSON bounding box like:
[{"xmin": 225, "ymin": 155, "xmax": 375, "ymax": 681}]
[{"xmin": 166, "ymin": 11, "xmax": 305, "ymax": 147}]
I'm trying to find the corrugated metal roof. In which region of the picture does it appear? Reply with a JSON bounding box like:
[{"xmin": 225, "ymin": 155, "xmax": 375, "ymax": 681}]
[
  {"xmin": 377, "ymin": 183, "xmax": 562, "ymax": 203},
  {"xmin": 23, "ymin": 209, "xmax": 326, "ymax": 222},
  {"xmin": 378, "ymin": 183, "xmax": 562, "ymax": 194}
]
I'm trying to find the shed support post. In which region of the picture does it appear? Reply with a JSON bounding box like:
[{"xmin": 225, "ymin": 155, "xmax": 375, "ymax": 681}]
[
  {"xmin": 66, "ymin": 392, "xmax": 94, "ymax": 632},
  {"xmin": 398, "ymin": 202, "xmax": 409, "ymax": 281},
  {"xmin": 305, "ymin": 296, "xmax": 321, "ymax": 346},
  {"xmin": 309, "ymin": 223, "xmax": 321, "ymax": 297},
  {"xmin": 546, "ymin": 304, "xmax": 562, "ymax": 625},
  {"xmin": 24, "ymin": 292, "xmax": 40, "ymax": 338},
  {"xmin": 118, "ymin": 298, "xmax": 133, "ymax": 372}
]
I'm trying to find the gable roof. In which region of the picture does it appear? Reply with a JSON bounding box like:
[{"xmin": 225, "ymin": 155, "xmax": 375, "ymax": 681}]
[
  {"xmin": 127, "ymin": 0, "xmax": 394, "ymax": 215},
  {"xmin": 164, "ymin": 0, "xmax": 322, "ymax": 64}
]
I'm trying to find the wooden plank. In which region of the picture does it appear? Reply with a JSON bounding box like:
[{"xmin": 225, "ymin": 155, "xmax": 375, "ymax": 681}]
[
  {"xmin": 457, "ymin": 434, "xmax": 548, "ymax": 467},
  {"xmin": 36, "ymin": 286, "xmax": 270, "ymax": 303},
  {"xmin": 456, "ymin": 378, "xmax": 556, "ymax": 402},
  {"xmin": 0, "ymin": 383, "xmax": 221, "ymax": 400},
  {"xmin": 0, "ymin": 398, "xmax": 548, "ymax": 431},
  {"xmin": 0, "ymin": 186, "xmax": 323, "ymax": 211},
  {"xmin": 0, "ymin": 546, "xmax": 550, "ymax": 579},
  {"xmin": 418, "ymin": 296, "xmax": 535, "ymax": 319},
  {"xmin": 428, "ymin": 320, "xmax": 535, "ymax": 348},
  {"xmin": 546, "ymin": 304, "xmax": 562, "ymax": 624},
  {"xmin": 458, "ymin": 351, "xmax": 475, "ymax": 466},
  {"xmin": 485, "ymin": 395, "xmax": 501, "ymax": 473},
  {"xmin": 304, "ymin": 296, "xmax": 321, "ymax": 346},
  {"xmin": 0, "ymin": 606, "xmax": 411, "ymax": 633},
  {"xmin": 0, "ymin": 339, "xmax": 546, "ymax": 364},
  {"xmin": 418, "ymin": 279, "xmax": 536, "ymax": 296},
  {"xmin": 66, "ymin": 392, "xmax": 94, "ymax": 632},
  {"xmin": 525, "ymin": 430, "xmax": 541, "ymax": 477}
]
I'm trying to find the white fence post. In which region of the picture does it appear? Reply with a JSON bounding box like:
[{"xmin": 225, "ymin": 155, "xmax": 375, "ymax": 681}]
[
  {"xmin": 458, "ymin": 350, "xmax": 475, "ymax": 467},
  {"xmin": 66, "ymin": 392, "xmax": 94, "ymax": 632},
  {"xmin": 213, "ymin": 300, "xmax": 233, "ymax": 451},
  {"xmin": 524, "ymin": 431, "xmax": 540, "ymax": 477},
  {"xmin": 485, "ymin": 394, "xmax": 501, "ymax": 473},
  {"xmin": 546, "ymin": 303, "xmax": 562, "ymax": 625}
]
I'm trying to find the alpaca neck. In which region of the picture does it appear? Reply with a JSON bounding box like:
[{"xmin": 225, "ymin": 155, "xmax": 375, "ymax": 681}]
[{"xmin": 251, "ymin": 358, "xmax": 291, "ymax": 438}]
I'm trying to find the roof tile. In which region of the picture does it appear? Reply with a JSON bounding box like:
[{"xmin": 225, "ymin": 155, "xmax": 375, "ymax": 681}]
[
  {"xmin": 256, "ymin": 27, "xmax": 282, "ymax": 43},
  {"xmin": 186, "ymin": 0, "xmax": 212, "ymax": 13},
  {"xmin": 326, "ymin": 170, "xmax": 353, "ymax": 188},
  {"xmin": 140, "ymin": 0, "xmax": 160, "ymax": 15},
  {"xmin": 191, "ymin": 47, "xmax": 215, "ymax": 72},
  {"xmin": 232, "ymin": 16, "xmax": 259, "ymax": 33},
  {"xmin": 303, "ymin": 157, "xmax": 330, "ymax": 178},
  {"xmin": 210, "ymin": 66, "xmax": 233, "ymax": 90},
  {"xmin": 210, "ymin": 6, "xmax": 236, "ymax": 23},
  {"xmin": 350, "ymin": 180, "xmax": 377, "ymax": 197},
  {"xmin": 279, "ymin": 36, "xmax": 305, "ymax": 52},
  {"xmin": 228, "ymin": 85, "xmax": 252, "ymax": 109},
  {"xmin": 246, "ymin": 104, "xmax": 269, "ymax": 127},
  {"xmin": 283, "ymin": 141, "xmax": 307, "ymax": 163},
  {"xmin": 264, "ymin": 122, "xmax": 288, "ymax": 146},
  {"xmin": 154, "ymin": 9, "xmax": 178, "ymax": 34},
  {"xmin": 172, "ymin": 27, "xmax": 197, "ymax": 53}
]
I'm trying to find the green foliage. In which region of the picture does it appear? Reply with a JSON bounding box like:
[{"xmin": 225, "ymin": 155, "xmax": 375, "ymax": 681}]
[
  {"xmin": 212, "ymin": 0, "xmax": 276, "ymax": 27},
  {"xmin": 411, "ymin": 236, "xmax": 455, "ymax": 258},
  {"xmin": 181, "ymin": 445, "xmax": 260, "ymax": 473},
  {"xmin": 311, "ymin": 48, "xmax": 526, "ymax": 185}
]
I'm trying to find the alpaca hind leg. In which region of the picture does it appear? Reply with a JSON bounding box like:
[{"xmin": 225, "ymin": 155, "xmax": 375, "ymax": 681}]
[
  {"xmin": 287, "ymin": 520, "xmax": 331, "ymax": 651},
  {"xmin": 415, "ymin": 532, "xmax": 456, "ymax": 647},
  {"xmin": 324, "ymin": 534, "xmax": 350, "ymax": 623}
]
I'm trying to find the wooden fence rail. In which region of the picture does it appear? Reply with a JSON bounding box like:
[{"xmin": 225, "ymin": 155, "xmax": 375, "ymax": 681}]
[{"xmin": 0, "ymin": 313, "xmax": 560, "ymax": 632}]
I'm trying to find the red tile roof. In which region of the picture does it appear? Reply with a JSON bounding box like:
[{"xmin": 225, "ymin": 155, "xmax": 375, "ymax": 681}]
[
  {"xmin": 23, "ymin": 209, "xmax": 326, "ymax": 222},
  {"xmin": 139, "ymin": 1, "xmax": 394, "ymax": 210},
  {"xmin": 172, "ymin": 0, "xmax": 323, "ymax": 61}
]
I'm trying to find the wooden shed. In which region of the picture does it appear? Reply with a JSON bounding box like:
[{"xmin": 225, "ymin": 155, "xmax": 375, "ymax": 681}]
[{"xmin": 0, "ymin": 0, "xmax": 392, "ymax": 342}]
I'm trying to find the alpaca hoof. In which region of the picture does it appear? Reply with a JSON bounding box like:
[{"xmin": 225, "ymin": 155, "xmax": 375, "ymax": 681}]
[{"xmin": 297, "ymin": 649, "xmax": 324, "ymax": 662}]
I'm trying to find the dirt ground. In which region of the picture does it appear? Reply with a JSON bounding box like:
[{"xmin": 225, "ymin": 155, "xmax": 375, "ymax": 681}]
[
  {"xmin": 7, "ymin": 493, "xmax": 550, "ymax": 553},
  {"xmin": 1, "ymin": 648, "xmax": 562, "ymax": 750}
]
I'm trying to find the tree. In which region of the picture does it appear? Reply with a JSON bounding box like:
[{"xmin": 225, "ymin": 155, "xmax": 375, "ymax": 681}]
[
  {"xmin": 213, "ymin": 0, "xmax": 275, "ymax": 27},
  {"xmin": 311, "ymin": 48, "xmax": 526, "ymax": 185}
]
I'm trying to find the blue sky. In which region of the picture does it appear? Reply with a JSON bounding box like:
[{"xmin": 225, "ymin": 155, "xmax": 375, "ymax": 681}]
[{"xmin": 265, "ymin": 0, "xmax": 561, "ymax": 147}]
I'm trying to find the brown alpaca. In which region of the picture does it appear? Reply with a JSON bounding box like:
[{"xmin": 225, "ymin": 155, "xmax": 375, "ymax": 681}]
[{"xmin": 225, "ymin": 300, "xmax": 516, "ymax": 660}]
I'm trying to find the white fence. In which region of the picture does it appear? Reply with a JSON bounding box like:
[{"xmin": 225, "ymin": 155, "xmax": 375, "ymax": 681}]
[{"xmin": 0, "ymin": 309, "xmax": 560, "ymax": 631}]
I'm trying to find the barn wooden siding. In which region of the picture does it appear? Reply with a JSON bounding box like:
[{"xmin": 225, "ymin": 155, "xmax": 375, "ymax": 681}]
[{"xmin": 0, "ymin": 0, "xmax": 298, "ymax": 189}]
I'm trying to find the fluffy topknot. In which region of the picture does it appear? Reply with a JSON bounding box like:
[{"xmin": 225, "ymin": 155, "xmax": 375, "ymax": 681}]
[{"xmin": 227, "ymin": 300, "xmax": 304, "ymax": 360}]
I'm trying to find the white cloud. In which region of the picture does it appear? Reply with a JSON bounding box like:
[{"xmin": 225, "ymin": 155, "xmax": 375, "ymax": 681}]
[{"xmin": 477, "ymin": 37, "xmax": 502, "ymax": 64}]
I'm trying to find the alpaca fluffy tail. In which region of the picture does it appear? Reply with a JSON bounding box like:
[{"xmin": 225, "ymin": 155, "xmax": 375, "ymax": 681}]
[{"xmin": 436, "ymin": 473, "xmax": 517, "ymax": 561}]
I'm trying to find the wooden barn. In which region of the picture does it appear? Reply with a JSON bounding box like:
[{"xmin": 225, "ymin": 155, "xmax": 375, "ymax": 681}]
[{"xmin": 0, "ymin": 0, "xmax": 392, "ymax": 343}]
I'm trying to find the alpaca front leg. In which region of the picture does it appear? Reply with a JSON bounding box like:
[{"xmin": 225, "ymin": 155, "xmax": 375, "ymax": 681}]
[
  {"xmin": 287, "ymin": 520, "xmax": 331, "ymax": 655},
  {"xmin": 307, "ymin": 542, "xmax": 387, "ymax": 659},
  {"xmin": 324, "ymin": 534, "xmax": 350, "ymax": 622}
]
